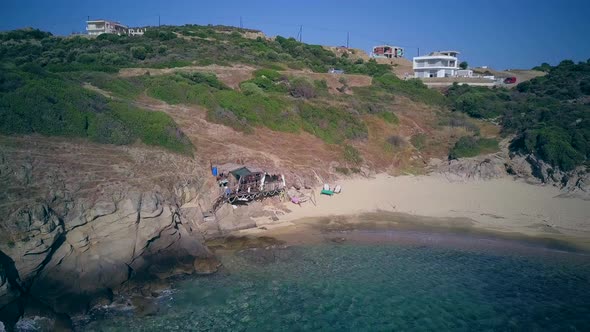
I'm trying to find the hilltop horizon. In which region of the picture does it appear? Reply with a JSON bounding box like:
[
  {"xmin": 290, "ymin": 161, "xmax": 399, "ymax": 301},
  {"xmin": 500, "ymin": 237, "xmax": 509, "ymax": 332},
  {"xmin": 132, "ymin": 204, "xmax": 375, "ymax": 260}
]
[{"xmin": 2, "ymin": 0, "xmax": 590, "ymax": 70}]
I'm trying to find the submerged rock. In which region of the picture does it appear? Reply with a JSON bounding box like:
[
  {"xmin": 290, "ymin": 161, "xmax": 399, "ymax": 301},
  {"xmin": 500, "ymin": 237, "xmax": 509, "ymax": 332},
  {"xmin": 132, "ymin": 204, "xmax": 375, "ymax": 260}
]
[
  {"xmin": 130, "ymin": 296, "xmax": 158, "ymax": 317},
  {"xmin": 205, "ymin": 235, "xmax": 284, "ymax": 252},
  {"xmin": 193, "ymin": 256, "xmax": 221, "ymax": 275},
  {"xmin": 237, "ymin": 246, "xmax": 298, "ymax": 265}
]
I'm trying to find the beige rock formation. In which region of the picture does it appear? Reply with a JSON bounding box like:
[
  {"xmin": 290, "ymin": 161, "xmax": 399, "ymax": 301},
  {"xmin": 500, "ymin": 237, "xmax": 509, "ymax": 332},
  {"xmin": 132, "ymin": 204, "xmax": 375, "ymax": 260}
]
[{"xmin": 0, "ymin": 137, "xmax": 216, "ymax": 321}]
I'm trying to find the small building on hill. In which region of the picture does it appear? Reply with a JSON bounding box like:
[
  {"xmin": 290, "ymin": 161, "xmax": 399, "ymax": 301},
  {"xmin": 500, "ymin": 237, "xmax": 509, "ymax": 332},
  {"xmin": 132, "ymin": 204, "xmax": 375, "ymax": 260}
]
[
  {"xmin": 456, "ymin": 69, "xmax": 474, "ymax": 78},
  {"xmin": 86, "ymin": 19, "xmax": 128, "ymax": 36},
  {"xmin": 86, "ymin": 19, "xmax": 146, "ymax": 36},
  {"xmin": 371, "ymin": 45, "xmax": 404, "ymax": 59},
  {"xmin": 128, "ymin": 27, "xmax": 146, "ymax": 36},
  {"xmin": 413, "ymin": 50, "xmax": 460, "ymax": 78}
]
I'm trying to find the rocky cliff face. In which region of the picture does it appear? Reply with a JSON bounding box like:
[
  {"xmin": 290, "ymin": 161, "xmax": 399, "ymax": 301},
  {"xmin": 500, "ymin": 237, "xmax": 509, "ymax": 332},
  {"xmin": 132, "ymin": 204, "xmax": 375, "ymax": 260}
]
[
  {"xmin": 0, "ymin": 136, "xmax": 217, "ymax": 327},
  {"xmin": 431, "ymin": 139, "xmax": 589, "ymax": 199},
  {"xmin": 507, "ymin": 154, "xmax": 589, "ymax": 199}
]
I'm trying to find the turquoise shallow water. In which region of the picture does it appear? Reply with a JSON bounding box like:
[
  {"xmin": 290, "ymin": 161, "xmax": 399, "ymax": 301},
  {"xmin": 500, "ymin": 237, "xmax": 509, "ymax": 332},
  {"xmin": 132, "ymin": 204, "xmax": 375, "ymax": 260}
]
[{"xmin": 81, "ymin": 235, "xmax": 590, "ymax": 331}]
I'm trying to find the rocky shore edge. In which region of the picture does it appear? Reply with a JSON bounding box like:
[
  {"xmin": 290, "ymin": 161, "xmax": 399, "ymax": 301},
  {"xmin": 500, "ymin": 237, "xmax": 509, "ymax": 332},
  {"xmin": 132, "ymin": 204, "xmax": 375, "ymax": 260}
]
[{"xmin": 0, "ymin": 184, "xmax": 223, "ymax": 331}]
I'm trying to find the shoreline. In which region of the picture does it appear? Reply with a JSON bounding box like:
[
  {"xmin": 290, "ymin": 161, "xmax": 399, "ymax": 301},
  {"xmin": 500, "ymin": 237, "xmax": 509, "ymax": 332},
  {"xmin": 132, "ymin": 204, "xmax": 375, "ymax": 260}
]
[{"xmin": 239, "ymin": 173, "xmax": 590, "ymax": 251}]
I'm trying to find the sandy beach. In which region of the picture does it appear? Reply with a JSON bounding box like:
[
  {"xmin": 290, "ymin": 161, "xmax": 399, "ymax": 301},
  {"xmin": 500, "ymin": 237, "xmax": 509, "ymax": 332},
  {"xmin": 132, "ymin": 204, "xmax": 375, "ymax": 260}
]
[{"xmin": 246, "ymin": 174, "xmax": 590, "ymax": 247}]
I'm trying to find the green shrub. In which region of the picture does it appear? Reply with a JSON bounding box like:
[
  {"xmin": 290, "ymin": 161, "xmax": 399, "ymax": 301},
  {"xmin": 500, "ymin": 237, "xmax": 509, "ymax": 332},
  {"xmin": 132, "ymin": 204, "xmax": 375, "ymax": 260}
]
[
  {"xmin": 410, "ymin": 133, "xmax": 427, "ymax": 150},
  {"xmin": 379, "ymin": 112, "xmax": 399, "ymax": 124},
  {"xmin": 343, "ymin": 145, "xmax": 363, "ymax": 165},
  {"xmin": 214, "ymin": 90, "xmax": 298, "ymax": 132},
  {"xmin": 334, "ymin": 166, "xmax": 350, "ymax": 175},
  {"xmin": 532, "ymin": 62, "xmax": 552, "ymax": 72},
  {"xmin": 515, "ymin": 127, "xmax": 585, "ymax": 171},
  {"xmin": 110, "ymin": 102, "xmax": 193, "ymax": 154},
  {"xmin": 449, "ymin": 136, "xmax": 499, "ymax": 159},
  {"xmin": 451, "ymin": 60, "xmax": 590, "ymax": 170},
  {"xmin": 438, "ymin": 112, "xmax": 480, "ymax": 134},
  {"xmin": 314, "ymin": 79, "xmax": 329, "ymax": 94},
  {"xmin": 446, "ymin": 84, "xmax": 510, "ymax": 119},
  {"xmin": 240, "ymin": 82, "xmax": 265, "ymax": 96},
  {"xmin": 144, "ymin": 29, "xmax": 177, "ymax": 41},
  {"xmin": 299, "ymin": 104, "xmax": 367, "ymax": 143},
  {"xmin": 87, "ymin": 113, "xmax": 135, "ymax": 145},
  {"xmin": 0, "ymin": 28, "xmax": 52, "ymax": 41},
  {"xmin": 373, "ymin": 74, "xmax": 447, "ymax": 106},
  {"xmin": 131, "ymin": 46, "xmax": 147, "ymax": 60},
  {"xmin": 207, "ymin": 106, "xmax": 253, "ymax": 133},
  {"xmin": 244, "ymin": 71, "xmax": 287, "ymax": 93},
  {"xmin": 0, "ymin": 74, "xmax": 192, "ymax": 154},
  {"xmin": 254, "ymin": 68, "xmax": 282, "ymax": 81},
  {"xmin": 145, "ymin": 75, "xmax": 215, "ymax": 107},
  {"xmin": 0, "ymin": 77, "xmax": 103, "ymax": 136},
  {"xmin": 75, "ymin": 72, "xmax": 143, "ymax": 99},
  {"xmin": 181, "ymin": 72, "xmax": 228, "ymax": 90},
  {"xmin": 0, "ymin": 71, "xmax": 24, "ymax": 92},
  {"xmin": 289, "ymin": 77, "xmax": 316, "ymax": 99}
]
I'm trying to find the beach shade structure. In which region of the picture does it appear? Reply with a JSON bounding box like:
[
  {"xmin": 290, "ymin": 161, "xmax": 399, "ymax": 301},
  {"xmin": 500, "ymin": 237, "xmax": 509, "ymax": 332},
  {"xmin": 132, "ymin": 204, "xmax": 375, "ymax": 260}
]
[
  {"xmin": 323, "ymin": 184, "xmax": 330, "ymax": 191},
  {"xmin": 334, "ymin": 185, "xmax": 342, "ymax": 194},
  {"xmin": 230, "ymin": 167, "xmax": 252, "ymax": 181}
]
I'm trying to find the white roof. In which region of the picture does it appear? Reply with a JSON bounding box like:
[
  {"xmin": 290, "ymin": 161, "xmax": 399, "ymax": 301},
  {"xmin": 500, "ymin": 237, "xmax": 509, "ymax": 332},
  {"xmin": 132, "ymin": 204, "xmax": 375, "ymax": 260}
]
[
  {"xmin": 433, "ymin": 50, "xmax": 460, "ymax": 55},
  {"xmin": 413, "ymin": 55, "xmax": 458, "ymax": 60},
  {"xmin": 86, "ymin": 19, "xmax": 128, "ymax": 28}
]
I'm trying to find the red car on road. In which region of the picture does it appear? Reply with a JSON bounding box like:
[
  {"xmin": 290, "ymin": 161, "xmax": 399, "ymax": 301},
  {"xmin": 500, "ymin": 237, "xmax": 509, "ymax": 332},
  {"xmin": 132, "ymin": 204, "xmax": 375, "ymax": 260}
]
[{"xmin": 504, "ymin": 77, "xmax": 517, "ymax": 84}]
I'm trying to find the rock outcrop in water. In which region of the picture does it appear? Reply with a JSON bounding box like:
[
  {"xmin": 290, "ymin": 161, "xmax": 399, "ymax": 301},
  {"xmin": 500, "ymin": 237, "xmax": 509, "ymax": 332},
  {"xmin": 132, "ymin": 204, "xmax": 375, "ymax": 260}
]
[{"xmin": 0, "ymin": 137, "xmax": 218, "ymax": 327}]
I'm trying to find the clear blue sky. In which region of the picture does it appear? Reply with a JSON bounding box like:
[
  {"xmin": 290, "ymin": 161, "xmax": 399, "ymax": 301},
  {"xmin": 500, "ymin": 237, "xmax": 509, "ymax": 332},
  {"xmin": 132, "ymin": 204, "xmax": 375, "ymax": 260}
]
[{"xmin": 2, "ymin": 0, "xmax": 589, "ymax": 69}]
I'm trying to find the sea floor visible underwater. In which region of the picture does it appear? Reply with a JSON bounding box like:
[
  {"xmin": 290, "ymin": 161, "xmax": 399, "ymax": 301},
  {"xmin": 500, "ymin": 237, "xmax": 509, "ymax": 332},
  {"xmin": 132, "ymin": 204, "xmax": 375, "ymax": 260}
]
[{"xmin": 77, "ymin": 229, "xmax": 590, "ymax": 332}]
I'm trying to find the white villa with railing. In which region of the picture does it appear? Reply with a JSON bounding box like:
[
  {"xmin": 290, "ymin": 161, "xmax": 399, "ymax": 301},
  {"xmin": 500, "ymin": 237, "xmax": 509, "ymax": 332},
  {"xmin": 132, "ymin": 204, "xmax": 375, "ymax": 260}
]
[
  {"xmin": 413, "ymin": 51, "xmax": 460, "ymax": 78},
  {"xmin": 86, "ymin": 19, "xmax": 146, "ymax": 36},
  {"xmin": 86, "ymin": 20, "xmax": 128, "ymax": 36}
]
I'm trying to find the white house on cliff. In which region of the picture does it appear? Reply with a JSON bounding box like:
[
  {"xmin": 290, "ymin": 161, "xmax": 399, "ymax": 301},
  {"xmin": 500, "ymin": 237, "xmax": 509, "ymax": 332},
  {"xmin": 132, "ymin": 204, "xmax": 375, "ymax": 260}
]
[
  {"xmin": 413, "ymin": 51, "xmax": 460, "ymax": 78},
  {"xmin": 86, "ymin": 19, "xmax": 146, "ymax": 36},
  {"xmin": 86, "ymin": 19, "xmax": 128, "ymax": 36}
]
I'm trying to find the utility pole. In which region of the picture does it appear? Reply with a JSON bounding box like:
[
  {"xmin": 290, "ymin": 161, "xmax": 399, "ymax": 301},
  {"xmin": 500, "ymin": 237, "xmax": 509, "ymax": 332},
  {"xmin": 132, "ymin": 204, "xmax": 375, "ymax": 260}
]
[
  {"xmin": 240, "ymin": 16, "xmax": 243, "ymax": 29},
  {"xmin": 298, "ymin": 25, "xmax": 302, "ymax": 42},
  {"xmin": 417, "ymin": 47, "xmax": 420, "ymax": 56},
  {"xmin": 87, "ymin": 15, "xmax": 90, "ymax": 22},
  {"xmin": 346, "ymin": 32, "xmax": 349, "ymax": 48},
  {"xmin": 158, "ymin": 15, "xmax": 161, "ymax": 27}
]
